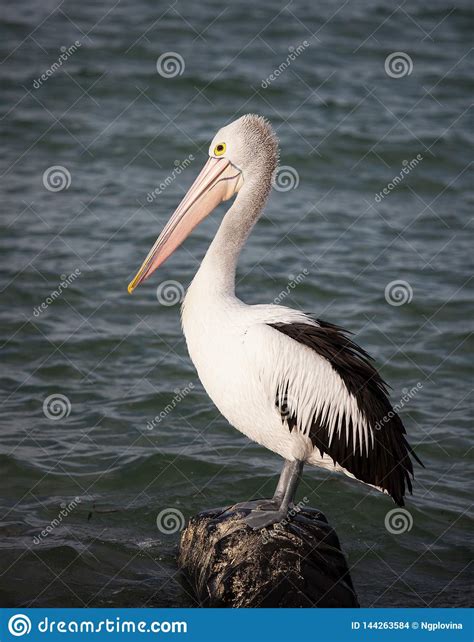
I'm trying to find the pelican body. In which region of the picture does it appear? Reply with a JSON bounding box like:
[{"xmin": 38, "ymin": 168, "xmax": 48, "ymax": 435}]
[{"xmin": 129, "ymin": 115, "xmax": 421, "ymax": 527}]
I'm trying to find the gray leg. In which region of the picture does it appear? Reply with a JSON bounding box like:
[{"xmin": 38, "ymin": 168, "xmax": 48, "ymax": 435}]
[
  {"xmin": 225, "ymin": 460, "xmax": 298, "ymax": 514},
  {"xmin": 272, "ymin": 459, "xmax": 294, "ymax": 503},
  {"xmin": 242, "ymin": 459, "xmax": 304, "ymax": 530},
  {"xmin": 278, "ymin": 459, "xmax": 304, "ymax": 511}
]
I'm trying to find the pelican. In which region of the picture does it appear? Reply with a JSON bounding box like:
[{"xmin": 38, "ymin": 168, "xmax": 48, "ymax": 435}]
[{"xmin": 128, "ymin": 114, "xmax": 422, "ymax": 528}]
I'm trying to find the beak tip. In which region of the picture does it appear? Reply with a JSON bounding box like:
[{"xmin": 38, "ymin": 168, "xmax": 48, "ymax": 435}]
[{"xmin": 128, "ymin": 267, "xmax": 147, "ymax": 293}]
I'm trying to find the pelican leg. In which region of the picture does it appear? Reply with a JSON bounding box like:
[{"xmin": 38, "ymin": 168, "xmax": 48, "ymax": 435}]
[
  {"xmin": 225, "ymin": 459, "xmax": 301, "ymax": 516},
  {"xmin": 278, "ymin": 459, "xmax": 304, "ymax": 511},
  {"xmin": 242, "ymin": 459, "xmax": 304, "ymax": 530},
  {"xmin": 272, "ymin": 459, "xmax": 296, "ymax": 503}
]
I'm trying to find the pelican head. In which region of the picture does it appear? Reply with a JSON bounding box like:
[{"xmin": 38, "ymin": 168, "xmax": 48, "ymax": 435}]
[{"xmin": 128, "ymin": 114, "xmax": 278, "ymax": 293}]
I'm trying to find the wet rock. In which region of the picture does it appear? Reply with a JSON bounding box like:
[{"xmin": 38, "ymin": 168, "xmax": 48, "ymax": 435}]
[{"xmin": 178, "ymin": 504, "xmax": 359, "ymax": 607}]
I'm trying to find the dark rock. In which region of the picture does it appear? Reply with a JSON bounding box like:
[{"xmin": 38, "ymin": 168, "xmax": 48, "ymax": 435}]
[{"xmin": 178, "ymin": 504, "xmax": 359, "ymax": 607}]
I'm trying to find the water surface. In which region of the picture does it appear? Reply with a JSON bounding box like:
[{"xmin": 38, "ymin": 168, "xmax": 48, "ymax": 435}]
[{"xmin": 0, "ymin": 0, "xmax": 472, "ymax": 607}]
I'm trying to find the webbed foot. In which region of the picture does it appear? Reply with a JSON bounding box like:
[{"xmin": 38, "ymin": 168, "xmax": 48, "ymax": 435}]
[
  {"xmin": 227, "ymin": 498, "xmax": 280, "ymax": 514},
  {"xmin": 242, "ymin": 508, "xmax": 288, "ymax": 530}
]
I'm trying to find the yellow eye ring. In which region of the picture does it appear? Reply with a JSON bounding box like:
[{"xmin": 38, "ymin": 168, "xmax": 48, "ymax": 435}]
[{"xmin": 213, "ymin": 142, "xmax": 226, "ymax": 156}]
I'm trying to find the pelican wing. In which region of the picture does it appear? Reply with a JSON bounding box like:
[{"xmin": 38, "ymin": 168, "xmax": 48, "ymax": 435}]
[{"xmin": 244, "ymin": 316, "xmax": 422, "ymax": 505}]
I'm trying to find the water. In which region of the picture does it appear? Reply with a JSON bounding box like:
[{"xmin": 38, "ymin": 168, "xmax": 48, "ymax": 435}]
[{"xmin": 0, "ymin": 0, "xmax": 472, "ymax": 608}]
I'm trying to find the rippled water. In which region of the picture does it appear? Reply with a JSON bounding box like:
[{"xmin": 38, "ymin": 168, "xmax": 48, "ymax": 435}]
[{"xmin": 1, "ymin": 0, "xmax": 472, "ymax": 608}]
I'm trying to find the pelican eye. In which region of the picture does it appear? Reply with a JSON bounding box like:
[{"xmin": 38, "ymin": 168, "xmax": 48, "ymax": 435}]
[{"xmin": 214, "ymin": 142, "xmax": 226, "ymax": 156}]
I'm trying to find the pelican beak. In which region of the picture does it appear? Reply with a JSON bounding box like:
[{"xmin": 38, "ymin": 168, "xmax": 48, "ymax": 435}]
[{"xmin": 128, "ymin": 157, "xmax": 242, "ymax": 293}]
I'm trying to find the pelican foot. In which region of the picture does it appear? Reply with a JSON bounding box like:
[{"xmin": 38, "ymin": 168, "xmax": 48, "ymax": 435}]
[
  {"xmin": 242, "ymin": 508, "xmax": 289, "ymax": 530},
  {"xmin": 204, "ymin": 500, "xmax": 282, "ymax": 535},
  {"xmin": 227, "ymin": 499, "xmax": 280, "ymax": 513}
]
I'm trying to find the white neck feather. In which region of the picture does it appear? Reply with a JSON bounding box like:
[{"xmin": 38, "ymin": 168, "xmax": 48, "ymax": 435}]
[{"xmin": 191, "ymin": 171, "xmax": 272, "ymax": 297}]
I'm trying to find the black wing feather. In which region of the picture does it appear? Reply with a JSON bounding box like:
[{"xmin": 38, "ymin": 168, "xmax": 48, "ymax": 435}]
[{"xmin": 270, "ymin": 319, "xmax": 422, "ymax": 506}]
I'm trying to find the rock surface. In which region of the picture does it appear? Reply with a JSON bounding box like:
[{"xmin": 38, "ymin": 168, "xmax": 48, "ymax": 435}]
[{"xmin": 178, "ymin": 504, "xmax": 359, "ymax": 607}]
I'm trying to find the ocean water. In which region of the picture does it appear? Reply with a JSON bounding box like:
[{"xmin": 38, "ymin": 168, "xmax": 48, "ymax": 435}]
[{"xmin": 0, "ymin": 0, "xmax": 472, "ymax": 608}]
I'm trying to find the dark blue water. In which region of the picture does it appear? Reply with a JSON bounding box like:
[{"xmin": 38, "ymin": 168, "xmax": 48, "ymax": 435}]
[{"xmin": 0, "ymin": 0, "xmax": 472, "ymax": 607}]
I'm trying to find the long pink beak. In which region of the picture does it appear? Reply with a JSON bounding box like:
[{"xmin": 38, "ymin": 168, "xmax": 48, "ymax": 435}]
[{"xmin": 128, "ymin": 157, "xmax": 242, "ymax": 293}]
